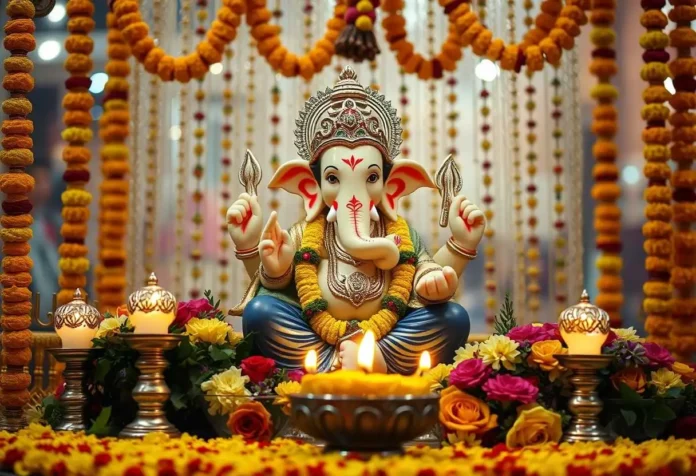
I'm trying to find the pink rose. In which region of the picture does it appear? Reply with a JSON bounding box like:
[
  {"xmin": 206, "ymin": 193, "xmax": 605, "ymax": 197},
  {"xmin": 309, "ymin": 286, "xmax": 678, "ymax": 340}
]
[
  {"xmin": 506, "ymin": 323, "xmax": 560, "ymax": 345},
  {"xmin": 173, "ymin": 298, "xmax": 215, "ymax": 328},
  {"xmin": 449, "ymin": 359, "xmax": 491, "ymax": 390},
  {"xmin": 482, "ymin": 374, "xmax": 539, "ymax": 404},
  {"xmin": 287, "ymin": 369, "xmax": 306, "ymax": 383},
  {"xmin": 642, "ymin": 342, "xmax": 675, "ymax": 368},
  {"xmin": 241, "ymin": 356, "xmax": 277, "ymax": 384}
]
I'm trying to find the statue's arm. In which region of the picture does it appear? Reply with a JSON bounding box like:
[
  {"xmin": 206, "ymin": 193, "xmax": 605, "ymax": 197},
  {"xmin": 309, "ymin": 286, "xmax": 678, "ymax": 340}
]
[{"xmin": 433, "ymin": 244, "xmax": 471, "ymax": 280}]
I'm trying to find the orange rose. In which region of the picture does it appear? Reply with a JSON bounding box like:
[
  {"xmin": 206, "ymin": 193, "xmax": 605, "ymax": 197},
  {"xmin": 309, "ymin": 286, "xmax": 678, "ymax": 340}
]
[
  {"xmin": 528, "ymin": 340, "xmax": 566, "ymax": 381},
  {"xmin": 611, "ymin": 367, "xmax": 646, "ymax": 394},
  {"xmin": 439, "ymin": 386, "xmax": 498, "ymax": 435},
  {"xmin": 672, "ymin": 362, "xmax": 696, "ymax": 383},
  {"xmin": 226, "ymin": 401, "xmax": 273, "ymax": 442}
]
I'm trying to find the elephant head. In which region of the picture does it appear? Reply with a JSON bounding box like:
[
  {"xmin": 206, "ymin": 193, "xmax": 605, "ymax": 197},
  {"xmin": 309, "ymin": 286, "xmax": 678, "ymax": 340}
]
[{"xmin": 269, "ymin": 144, "xmax": 435, "ymax": 270}]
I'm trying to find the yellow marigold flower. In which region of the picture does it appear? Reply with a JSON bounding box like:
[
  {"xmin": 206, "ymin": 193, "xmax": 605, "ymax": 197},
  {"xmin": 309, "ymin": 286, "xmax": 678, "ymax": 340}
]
[
  {"xmin": 200, "ymin": 367, "xmax": 250, "ymax": 415},
  {"xmin": 453, "ymin": 342, "xmax": 479, "ymax": 365},
  {"xmin": 506, "ymin": 404, "xmax": 562, "ymax": 448},
  {"xmin": 186, "ymin": 317, "xmax": 231, "ymax": 345},
  {"xmin": 423, "ymin": 363, "xmax": 452, "ymax": 393},
  {"xmin": 672, "ymin": 362, "xmax": 696, "ymax": 382},
  {"xmin": 274, "ymin": 381, "xmax": 302, "ymax": 415},
  {"xmin": 650, "ymin": 368, "xmax": 686, "ymax": 396},
  {"xmin": 478, "ymin": 335, "xmax": 521, "ymax": 371},
  {"xmin": 611, "ymin": 327, "xmax": 644, "ymax": 343}
]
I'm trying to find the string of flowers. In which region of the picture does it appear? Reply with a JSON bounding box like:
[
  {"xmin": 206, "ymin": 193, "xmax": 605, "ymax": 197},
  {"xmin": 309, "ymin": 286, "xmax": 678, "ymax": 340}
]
[
  {"xmin": 399, "ymin": 68, "xmax": 412, "ymax": 218},
  {"xmin": 174, "ymin": 0, "xmax": 192, "ymax": 298},
  {"xmin": 248, "ymin": 0, "xmax": 346, "ymax": 80},
  {"xmin": 219, "ymin": 45, "xmax": 234, "ymax": 304},
  {"xmin": 97, "ymin": 11, "xmax": 131, "ymax": 311},
  {"xmin": 58, "ymin": 0, "xmax": 95, "ymax": 305},
  {"xmin": 427, "ymin": 0, "xmax": 439, "ymax": 247},
  {"xmin": 301, "ymin": 0, "xmax": 313, "ymax": 101},
  {"xmin": 0, "ymin": 0, "xmax": 36, "ymax": 420},
  {"xmin": 268, "ymin": 0, "xmax": 281, "ymax": 215},
  {"xmin": 589, "ymin": 0, "xmax": 622, "ymax": 326},
  {"xmin": 381, "ymin": 0, "xmax": 464, "ymax": 80},
  {"xmin": 144, "ymin": 0, "xmax": 162, "ymax": 276},
  {"xmin": 110, "ymin": 0, "xmax": 238, "ymax": 82},
  {"xmin": 640, "ymin": 2, "xmax": 673, "ymax": 349},
  {"xmin": 551, "ymin": 68, "xmax": 567, "ymax": 315},
  {"xmin": 189, "ymin": 0, "xmax": 208, "ymax": 299},
  {"xmin": 243, "ymin": 37, "xmax": 256, "ymax": 285},
  {"xmin": 667, "ymin": 0, "xmax": 696, "ymax": 358}
]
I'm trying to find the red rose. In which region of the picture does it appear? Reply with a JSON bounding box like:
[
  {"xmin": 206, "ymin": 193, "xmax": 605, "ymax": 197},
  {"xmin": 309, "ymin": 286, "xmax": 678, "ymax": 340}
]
[
  {"xmin": 240, "ymin": 356, "xmax": 276, "ymax": 384},
  {"xmin": 173, "ymin": 298, "xmax": 215, "ymax": 328},
  {"xmin": 55, "ymin": 380, "xmax": 66, "ymax": 398},
  {"xmin": 227, "ymin": 401, "xmax": 273, "ymax": 442}
]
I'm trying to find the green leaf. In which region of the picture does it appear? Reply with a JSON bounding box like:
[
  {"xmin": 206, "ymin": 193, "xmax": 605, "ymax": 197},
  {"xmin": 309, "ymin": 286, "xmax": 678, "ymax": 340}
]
[
  {"xmin": 209, "ymin": 345, "xmax": 230, "ymax": 362},
  {"xmin": 493, "ymin": 293, "xmax": 516, "ymax": 335},
  {"xmin": 619, "ymin": 382, "xmax": 645, "ymax": 405},
  {"xmin": 170, "ymin": 391, "xmax": 187, "ymax": 410},
  {"xmin": 620, "ymin": 409, "xmax": 637, "ymax": 426},
  {"xmin": 652, "ymin": 402, "xmax": 677, "ymax": 422},
  {"xmin": 94, "ymin": 359, "xmax": 112, "ymax": 383},
  {"xmin": 644, "ymin": 414, "xmax": 667, "ymax": 439},
  {"xmin": 88, "ymin": 407, "xmax": 112, "ymax": 436}
]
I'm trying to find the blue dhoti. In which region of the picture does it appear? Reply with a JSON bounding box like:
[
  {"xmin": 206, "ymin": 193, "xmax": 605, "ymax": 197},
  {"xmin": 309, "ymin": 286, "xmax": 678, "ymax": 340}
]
[{"xmin": 242, "ymin": 295, "xmax": 470, "ymax": 374}]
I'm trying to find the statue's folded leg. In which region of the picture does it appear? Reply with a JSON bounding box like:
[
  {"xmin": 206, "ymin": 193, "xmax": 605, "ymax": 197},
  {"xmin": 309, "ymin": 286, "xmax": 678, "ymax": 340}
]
[
  {"xmin": 242, "ymin": 295, "xmax": 336, "ymax": 372},
  {"xmin": 376, "ymin": 302, "xmax": 470, "ymax": 375}
]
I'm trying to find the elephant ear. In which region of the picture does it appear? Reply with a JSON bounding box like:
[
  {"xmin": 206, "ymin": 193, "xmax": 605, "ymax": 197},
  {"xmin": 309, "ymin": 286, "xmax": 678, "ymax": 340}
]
[
  {"xmin": 379, "ymin": 160, "xmax": 437, "ymax": 221},
  {"xmin": 268, "ymin": 159, "xmax": 324, "ymax": 221}
]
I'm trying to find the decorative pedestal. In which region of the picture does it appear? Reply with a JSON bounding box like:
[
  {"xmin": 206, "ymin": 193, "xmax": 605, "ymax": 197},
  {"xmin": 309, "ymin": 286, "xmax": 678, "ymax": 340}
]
[
  {"xmin": 45, "ymin": 348, "xmax": 92, "ymax": 431},
  {"xmin": 118, "ymin": 334, "xmax": 184, "ymax": 438},
  {"xmin": 555, "ymin": 354, "xmax": 613, "ymax": 443}
]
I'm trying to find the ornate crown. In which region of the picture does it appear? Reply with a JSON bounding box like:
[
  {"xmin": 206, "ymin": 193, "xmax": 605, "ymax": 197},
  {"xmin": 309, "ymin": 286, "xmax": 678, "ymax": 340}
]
[{"xmin": 295, "ymin": 66, "xmax": 402, "ymax": 164}]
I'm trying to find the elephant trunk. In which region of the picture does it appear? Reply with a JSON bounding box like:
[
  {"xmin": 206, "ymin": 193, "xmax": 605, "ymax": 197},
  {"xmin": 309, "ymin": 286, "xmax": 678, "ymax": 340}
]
[{"xmin": 335, "ymin": 193, "xmax": 400, "ymax": 270}]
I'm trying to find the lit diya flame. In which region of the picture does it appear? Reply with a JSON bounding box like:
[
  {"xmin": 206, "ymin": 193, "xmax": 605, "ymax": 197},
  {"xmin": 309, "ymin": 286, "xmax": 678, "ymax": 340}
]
[
  {"xmin": 418, "ymin": 351, "xmax": 431, "ymax": 376},
  {"xmin": 358, "ymin": 330, "xmax": 376, "ymax": 373},
  {"xmin": 304, "ymin": 349, "xmax": 318, "ymax": 374}
]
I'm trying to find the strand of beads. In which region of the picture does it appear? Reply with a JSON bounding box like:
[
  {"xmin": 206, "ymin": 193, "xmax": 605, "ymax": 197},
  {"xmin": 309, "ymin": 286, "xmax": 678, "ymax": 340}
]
[
  {"xmin": 639, "ymin": 2, "xmax": 673, "ymax": 348},
  {"xmin": 0, "ymin": 0, "xmax": 36, "ymax": 425},
  {"xmin": 667, "ymin": 0, "xmax": 696, "ymax": 359},
  {"xmin": 550, "ymin": 69, "xmax": 567, "ymax": 315},
  {"xmin": 268, "ymin": 0, "xmax": 281, "ymax": 214},
  {"xmin": 174, "ymin": 0, "xmax": 192, "ymax": 298},
  {"xmin": 190, "ymin": 0, "xmax": 208, "ymax": 298},
  {"xmin": 219, "ymin": 46, "xmax": 234, "ymax": 304},
  {"xmin": 399, "ymin": 68, "xmax": 412, "ymax": 218},
  {"xmin": 243, "ymin": 37, "xmax": 257, "ymax": 284},
  {"xmin": 589, "ymin": 0, "xmax": 622, "ymax": 326},
  {"xmin": 58, "ymin": 0, "xmax": 95, "ymax": 305},
  {"xmin": 427, "ymin": 0, "xmax": 439, "ymax": 247},
  {"xmin": 97, "ymin": 12, "xmax": 131, "ymax": 311},
  {"xmin": 302, "ymin": 0, "xmax": 313, "ymax": 101}
]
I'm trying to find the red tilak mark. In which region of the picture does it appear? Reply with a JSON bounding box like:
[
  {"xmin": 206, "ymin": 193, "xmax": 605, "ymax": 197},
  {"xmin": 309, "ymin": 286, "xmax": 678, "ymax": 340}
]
[
  {"xmin": 332, "ymin": 200, "xmax": 338, "ymax": 210},
  {"xmin": 298, "ymin": 178, "xmax": 317, "ymax": 208},
  {"xmin": 346, "ymin": 195, "xmax": 363, "ymax": 213},
  {"xmin": 390, "ymin": 165, "xmax": 426, "ymax": 182},
  {"xmin": 386, "ymin": 178, "xmax": 406, "ymax": 209},
  {"xmin": 342, "ymin": 155, "xmax": 363, "ymax": 171},
  {"xmin": 458, "ymin": 209, "xmax": 475, "ymax": 232},
  {"xmin": 278, "ymin": 166, "xmax": 314, "ymax": 184},
  {"xmin": 240, "ymin": 211, "xmax": 252, "ymax": 233},
  {"xmin": 394, "ymin": 235, "xmax": 401, "ymax": 245}
]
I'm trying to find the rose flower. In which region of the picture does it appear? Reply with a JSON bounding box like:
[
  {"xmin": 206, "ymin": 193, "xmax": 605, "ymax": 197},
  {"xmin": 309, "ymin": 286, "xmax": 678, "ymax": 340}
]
[
  {"xmin": 241, "ymin": 356, "xmax": 277, "ymax": 384},
  {"xmin": 174, "ymin": 298, "xmax": 215, "ymax": 328},
  {"xmin": 506, "ymin": 405, "xmax": 562, "ymax": 448},
  {"xmin": 527, "ymin": 340, "xmax": 566, "ymax": 381},
  {"xmin": 449, "ymin": 359, "xmax": 491, "ymax": 390},
  {"xmin": 482, "ymin": 374, "xmax": 539, "ymax": 404},
  {"xmin": 611, "ymin": 367, "xmax": 646, "ymax": 394},
  {"xmin": 227, "ymin": 401, "xmax": 273, "ymax": 442},
  {"xmin": 438, "ymin": 386, "xmax": 498, "ymax": 436}
]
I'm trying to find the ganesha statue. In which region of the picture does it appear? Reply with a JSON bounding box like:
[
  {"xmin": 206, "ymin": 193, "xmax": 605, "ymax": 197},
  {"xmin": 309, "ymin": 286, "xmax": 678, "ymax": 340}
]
[{"xmin": 227, "ymin": 67, "xmax": 485, "ymax": 374}]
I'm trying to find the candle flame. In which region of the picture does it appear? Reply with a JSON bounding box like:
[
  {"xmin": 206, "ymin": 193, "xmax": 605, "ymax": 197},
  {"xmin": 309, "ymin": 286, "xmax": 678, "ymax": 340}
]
[
  {"xmin": 357, "ymin": 330, "xmax": 375, "ymax": 373},
  {"xmin": 418, "ymin": 351, "xmax": 431, "ymax": 375},
  {"xmin": 304, "ymin": 349, "xmax": 318, "ymax": 374}
]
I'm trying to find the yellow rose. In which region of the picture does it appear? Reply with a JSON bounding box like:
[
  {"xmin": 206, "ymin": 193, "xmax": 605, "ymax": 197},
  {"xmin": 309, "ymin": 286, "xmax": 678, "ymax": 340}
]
[
  {"xmin": 186, "ymin": 317, "xmax": 231, "ymax": 345},
  {"xmin": 439, "ymin": 386, "xmax": 498, "ymax": 435},
  {"xmin": 228, "ymin": 330, "xmax": 243, "ymax": 346},
  {"xmin": 672, "ymin": 362, "xmax": 696, "ymax": 383},
  {"xmin": 528, "ymin": 340, "xmax": 566, "ymax": 380},
  {"xmin": 611, "ymin": 367, "xmax": 647, "ymax": 394},
  {"xmin": 505, "ymin": 404, "xmax": 562, "ymax": 448},
  {"xmin": 274, "ymin": 381, "xmax": 302, "ymax": 415},
  {"xmin": 424, "ymin": 363, "xmax": 452, "ymax": 393},
  {"xmin": 650, "ymin": 368, "xmax": 686, "ymax": 396}
]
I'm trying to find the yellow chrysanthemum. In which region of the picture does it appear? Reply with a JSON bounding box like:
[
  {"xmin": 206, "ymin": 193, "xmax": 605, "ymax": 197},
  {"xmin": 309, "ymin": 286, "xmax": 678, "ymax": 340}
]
[
  {"xmin": 94, "ymin": 316, "xmax": 129, "ymax": 339},
  {"xmin": 200, "ymin": 367, "xmax": 250, "ymax": 415},
  {"xmin": 423, "ymin": 363, "xmax": 452, "ymax": 393},
  {"xmin": 445, "ymin": 430, "xmax": 482, "ymax": 447},
  {"xmin": 453, "ymin": 342, "xmax": 479, "ymax": 365},
  {"xmin": 611, "ymin": 327, "xmax": 644, "ymax": 343},
  {"xmin": 274, "ymin": 381, "xmax": 302, "ymax": 415},
  {"xmin": 478, "ymin": 335, "xmax": 521, "ymax": 371},
  {"xmin": 186, "ymin": 317, "xmax": 231, "ymax": 345},
  {"xmin": 649, "ymin": 368, "xmax": 686, "ymax": 396}
]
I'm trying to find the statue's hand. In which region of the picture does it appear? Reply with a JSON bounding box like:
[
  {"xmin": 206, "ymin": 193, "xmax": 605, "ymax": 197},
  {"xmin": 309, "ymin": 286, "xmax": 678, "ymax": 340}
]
[
  {"xmin": 259, "ymin": 211, "xmax": 294, "ymax": 277},
  {"xmin": 449, "ymin": 195, "xmax": 486, "ymax": 250},
  {"xmin": 339, "ymin": 340, "xmax": 359, "ymax": 370},
  {"xmin": 416, "ymin": 266, "xmax": 459, "ymax": 302},
  {"xmin": 227, "ymin": 193, "xmax": 263, "ymax": 250}
]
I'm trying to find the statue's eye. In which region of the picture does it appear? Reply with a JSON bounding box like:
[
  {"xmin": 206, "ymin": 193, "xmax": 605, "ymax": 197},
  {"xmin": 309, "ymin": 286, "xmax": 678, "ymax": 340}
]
[
  {"xmin": 326, "ymin": 174, "xmax": 339, "ymax": 184},
  {"xmin": 367, "ymin": 173, "xmax": 379, "ymax": 183}
]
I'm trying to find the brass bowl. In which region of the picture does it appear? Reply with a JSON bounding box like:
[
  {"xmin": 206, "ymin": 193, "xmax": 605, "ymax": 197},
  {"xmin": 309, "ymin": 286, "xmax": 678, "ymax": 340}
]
[{"xmin": 289, "ymin": 394, "xmax": 439, "ymax": 456}]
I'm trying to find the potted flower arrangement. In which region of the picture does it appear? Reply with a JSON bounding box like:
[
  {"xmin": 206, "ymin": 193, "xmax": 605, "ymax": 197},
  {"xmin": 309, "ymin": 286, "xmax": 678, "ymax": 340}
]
[{"xmin": 427, "ymin": 295, "xmax": 696, "ymax": 447}]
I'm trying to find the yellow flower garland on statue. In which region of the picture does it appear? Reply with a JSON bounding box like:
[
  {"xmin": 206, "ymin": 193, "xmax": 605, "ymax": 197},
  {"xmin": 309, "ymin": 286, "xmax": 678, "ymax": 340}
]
[{"xmin": 295, "ymin": 214, "xmax": 415, "ymax": 345}]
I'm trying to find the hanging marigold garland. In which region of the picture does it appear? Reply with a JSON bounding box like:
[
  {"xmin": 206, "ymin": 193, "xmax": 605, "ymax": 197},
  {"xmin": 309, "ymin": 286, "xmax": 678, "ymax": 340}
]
[
  {"xmin": 667, "ymin": 0, "xmax": 696, "ymax": 358},
  {"xmin": 589, "ymin": 0, "xmax": 622, "ymax": 326},
  {"xmin": 219, "ymin": 46, "xmax": 234, "ymax": 304},
  {"xmin": 247, "ymin": 0, "xmax": 346, "ymax": 80},
  {"xmin": 58, "ymin": 0, "xmax": 96, "ymax": 305},
  {"xmin": 96, "ymin": 12, "xmax": 131, "ymax": 311},
  {"xmin": 110, "ymin": 0, "xmax": 245, "ymax": 82},
  {"xmin": 640, "ymin": 2, "xmax": 673, "ymax": 348},
  {"xmin": 551, "ymin": 69, "xmax": 567, "ymax": 315},
  {"xmin": 427, "ymin": 0, "xmax": 439, "ymax": 247},
  {"xmin": 399, "ymin": 68, "xmax": 412, "ymax": 217},
  {"xmin": 0, "ymin": 0, "xmax": 36, "ymax": 421}
]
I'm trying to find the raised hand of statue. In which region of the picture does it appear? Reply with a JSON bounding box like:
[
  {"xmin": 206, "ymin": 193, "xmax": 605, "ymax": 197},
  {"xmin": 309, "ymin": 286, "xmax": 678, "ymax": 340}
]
[
  {"xmin": 227, "ymin": 193, "xmax": 263, "ymax": 250},
  {"xmin": 449, "ymin": 196, "xmax": 486, "ymax": 250},
  {"xmin": 416, "ymin": 266, "xmax": 459, "ymax": 303},
  {"xmin": 259, "ymin": 211, "xmax": 294, "ymax": 277}
]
